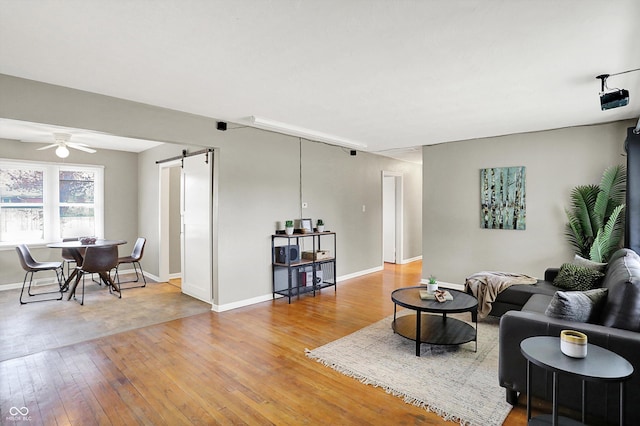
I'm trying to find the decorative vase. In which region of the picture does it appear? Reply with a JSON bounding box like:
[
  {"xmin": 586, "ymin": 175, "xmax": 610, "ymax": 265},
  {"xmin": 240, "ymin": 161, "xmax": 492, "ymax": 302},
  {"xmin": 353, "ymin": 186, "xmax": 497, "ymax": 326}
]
[{"xmin": 560, "ymin": 330, "xmax": 587, "ymax": 358}]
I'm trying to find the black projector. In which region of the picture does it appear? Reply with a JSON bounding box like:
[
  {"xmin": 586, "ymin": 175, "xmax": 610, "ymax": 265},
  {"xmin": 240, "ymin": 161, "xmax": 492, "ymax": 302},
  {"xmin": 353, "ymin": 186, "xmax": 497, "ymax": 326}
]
[{"xmin": 600, "ymin": 89, "xmax": 629, "ymax": 110}]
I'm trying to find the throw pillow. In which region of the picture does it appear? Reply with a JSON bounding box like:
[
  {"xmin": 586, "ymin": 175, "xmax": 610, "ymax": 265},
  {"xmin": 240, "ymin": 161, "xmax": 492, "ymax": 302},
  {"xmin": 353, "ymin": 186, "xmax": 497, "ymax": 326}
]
[
  {"xmin": 572, "ymin": 255, "xmax": 607, "ymax": 273},
  {"xmin": 545, "ymin": 288, "xmax": 608, "ymax": 323},
  {"xmin": 553, "ymin": 263, "xmax": 605, "ymax": 291}
]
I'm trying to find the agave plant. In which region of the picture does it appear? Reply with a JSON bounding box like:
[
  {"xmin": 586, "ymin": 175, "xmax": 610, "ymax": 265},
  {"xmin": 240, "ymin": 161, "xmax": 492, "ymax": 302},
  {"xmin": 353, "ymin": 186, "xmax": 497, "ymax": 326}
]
[{"xmin": 565, "ymin": 164, "xmax": 626, "ymax": 263}]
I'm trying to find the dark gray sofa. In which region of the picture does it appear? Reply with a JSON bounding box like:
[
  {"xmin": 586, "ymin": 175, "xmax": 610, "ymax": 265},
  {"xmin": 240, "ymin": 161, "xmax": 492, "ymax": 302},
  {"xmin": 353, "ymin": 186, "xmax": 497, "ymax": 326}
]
[{"xmin": 498, "ymin": 248, "xmax": 640, "ymax": 425}]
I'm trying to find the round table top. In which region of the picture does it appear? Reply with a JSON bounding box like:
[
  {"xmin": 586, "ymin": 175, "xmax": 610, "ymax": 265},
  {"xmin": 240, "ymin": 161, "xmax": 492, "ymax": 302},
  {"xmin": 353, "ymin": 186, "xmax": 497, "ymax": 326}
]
[
  {"xmin": 391, "ymin": 286, "xmax": 478, "ymax": 313},
  {"xmin": 47, "ymin": 239, "xmax": 127, "ymax": 248},
  {"xmin": 520, "ymin": 336, "xmax": 633, "ymax": 382}
]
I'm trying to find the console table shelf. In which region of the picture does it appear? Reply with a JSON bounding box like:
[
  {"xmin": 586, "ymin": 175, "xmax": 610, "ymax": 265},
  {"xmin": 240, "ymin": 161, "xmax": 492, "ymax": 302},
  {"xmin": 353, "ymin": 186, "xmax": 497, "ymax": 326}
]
[{"xmin": 271, "ymin": 232, "xmax": 336, "ymax": 303}]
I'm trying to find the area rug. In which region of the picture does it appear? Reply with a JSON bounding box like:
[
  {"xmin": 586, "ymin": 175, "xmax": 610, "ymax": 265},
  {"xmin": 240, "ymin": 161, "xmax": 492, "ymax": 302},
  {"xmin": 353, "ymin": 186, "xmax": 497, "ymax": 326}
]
[{"xmin": 305, "ymin": 312, "xmax": 511, "ymax": 426}]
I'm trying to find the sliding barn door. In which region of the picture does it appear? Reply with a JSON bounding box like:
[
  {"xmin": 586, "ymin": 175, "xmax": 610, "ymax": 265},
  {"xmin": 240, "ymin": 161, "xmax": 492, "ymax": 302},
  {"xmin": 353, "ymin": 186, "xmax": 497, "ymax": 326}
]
[{"xmin": 181, "ymin": 153, "xmax": 213, "ymax": 303}]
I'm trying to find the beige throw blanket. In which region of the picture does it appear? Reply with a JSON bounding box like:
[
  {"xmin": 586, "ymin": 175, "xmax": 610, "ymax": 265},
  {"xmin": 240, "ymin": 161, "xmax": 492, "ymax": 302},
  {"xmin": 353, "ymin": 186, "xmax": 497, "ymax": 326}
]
[{"xmin": 465, "ymin": 271, "xmax": 538, "ymax": 318}]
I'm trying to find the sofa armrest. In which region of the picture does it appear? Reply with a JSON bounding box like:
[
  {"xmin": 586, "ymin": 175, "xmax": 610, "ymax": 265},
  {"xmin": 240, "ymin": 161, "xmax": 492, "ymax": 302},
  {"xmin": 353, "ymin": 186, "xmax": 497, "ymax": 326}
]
[
  {"xmin": 499, "ymin": 310, "xmax": 640, "ymax": 422},
  {"xmin": 544, "ymin": 267, "xmax": 560, "ymax": 282}
]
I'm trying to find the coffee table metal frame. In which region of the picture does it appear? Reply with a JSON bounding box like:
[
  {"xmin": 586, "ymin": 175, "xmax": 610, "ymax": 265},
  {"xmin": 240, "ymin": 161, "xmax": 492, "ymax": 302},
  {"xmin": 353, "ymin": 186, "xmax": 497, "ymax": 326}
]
[
  {"xmin": 391, "ymin": 286, "xmax": 478, "ymax": 356},
  {"xmin": 520, "ymin": 336, "xmax": 634, "ymax": 426}
]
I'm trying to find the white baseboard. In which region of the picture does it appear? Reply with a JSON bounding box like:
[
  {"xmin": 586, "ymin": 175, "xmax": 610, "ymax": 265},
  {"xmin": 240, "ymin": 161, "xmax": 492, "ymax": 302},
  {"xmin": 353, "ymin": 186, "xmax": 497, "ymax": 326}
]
[
  {"xmin": 399, "ymin": 255, "xmax": 422, "ymax": 264},
  {"xmin": 213, "ymin": 265, "xmax": 388, "ymax": 312},
  {"xmin": 212, "ymin": 293, "xmax": 276, "ymax": 312},
  {"xmin": 337, "ymin": 265, "xmax": 384, "ymax": 283}
]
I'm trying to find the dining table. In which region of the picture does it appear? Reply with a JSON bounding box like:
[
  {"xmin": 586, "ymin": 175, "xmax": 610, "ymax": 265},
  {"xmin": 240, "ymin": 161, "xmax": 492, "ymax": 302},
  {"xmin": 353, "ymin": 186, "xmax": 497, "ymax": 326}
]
[{"xmin": 47, "ymin": 239, "xmax": 127, "ymax": 300}]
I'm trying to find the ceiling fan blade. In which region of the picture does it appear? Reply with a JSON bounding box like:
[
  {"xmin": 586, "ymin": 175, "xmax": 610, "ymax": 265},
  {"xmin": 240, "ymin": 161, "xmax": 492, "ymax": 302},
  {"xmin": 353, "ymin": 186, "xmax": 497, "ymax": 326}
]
[
  {"xmin": 36, "ymin": 144, "xmax": 58, "ymax": 151},
  {"xmin": 67, "ymin": 143, "xmax": 97, "ymax": 154}
]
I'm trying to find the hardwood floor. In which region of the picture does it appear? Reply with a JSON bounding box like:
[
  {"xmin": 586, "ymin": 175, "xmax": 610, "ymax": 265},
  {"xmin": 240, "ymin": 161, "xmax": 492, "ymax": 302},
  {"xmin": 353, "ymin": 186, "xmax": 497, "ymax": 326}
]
[{"xmin": 1, "ymin": 262, "xmax": 533, "ymax": 425}]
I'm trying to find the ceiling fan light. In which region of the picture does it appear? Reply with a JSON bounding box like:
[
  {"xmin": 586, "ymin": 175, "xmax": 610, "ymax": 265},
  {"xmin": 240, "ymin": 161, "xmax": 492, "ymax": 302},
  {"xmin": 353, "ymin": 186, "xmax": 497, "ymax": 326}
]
[{"xmin": 55, "ymin": 145, "xmax": 70, "ymax": 158}]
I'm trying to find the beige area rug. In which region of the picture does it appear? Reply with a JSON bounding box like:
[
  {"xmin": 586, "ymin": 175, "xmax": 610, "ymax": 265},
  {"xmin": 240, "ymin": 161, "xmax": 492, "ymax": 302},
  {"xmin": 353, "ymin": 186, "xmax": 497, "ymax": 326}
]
[
  {"xmin": 306, "ymin": 312, "xmax": 511, "ymax": 426},
  {"xmin": 0, "ymin": 279, "xmax": 212, "ymax": 362}
]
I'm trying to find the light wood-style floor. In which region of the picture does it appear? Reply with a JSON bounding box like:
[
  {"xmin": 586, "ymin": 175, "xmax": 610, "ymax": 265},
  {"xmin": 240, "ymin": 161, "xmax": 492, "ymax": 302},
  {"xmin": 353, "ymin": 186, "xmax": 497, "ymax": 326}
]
[{"xmin": 1, "ymin": 262, "xmax": 533, "ymax": 425}]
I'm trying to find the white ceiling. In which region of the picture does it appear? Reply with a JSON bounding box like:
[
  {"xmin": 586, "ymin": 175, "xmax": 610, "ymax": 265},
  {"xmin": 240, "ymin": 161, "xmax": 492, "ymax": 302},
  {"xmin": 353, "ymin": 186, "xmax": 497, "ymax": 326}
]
[
  {"xmin": 0, "ymin": 118, "xmax": 163, "ymax": 153},
  {"xmin": 1, "ymin": 0, "xmax": 639, "ymax": 164}
]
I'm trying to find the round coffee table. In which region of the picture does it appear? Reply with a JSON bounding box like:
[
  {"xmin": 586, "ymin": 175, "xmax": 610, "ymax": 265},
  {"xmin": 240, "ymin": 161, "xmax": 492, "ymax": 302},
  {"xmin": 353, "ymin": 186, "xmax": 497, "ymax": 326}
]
[{"xmin": 390, "ymin": 286, "xmax": 478, "ymax": 356}]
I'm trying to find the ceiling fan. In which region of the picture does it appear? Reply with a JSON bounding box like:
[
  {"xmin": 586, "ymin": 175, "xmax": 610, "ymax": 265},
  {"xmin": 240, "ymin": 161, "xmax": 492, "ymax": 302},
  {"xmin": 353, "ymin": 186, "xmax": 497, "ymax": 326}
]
[{"xmin": 37, "ymin": 133, "xmax": 97, "ymax": 158}]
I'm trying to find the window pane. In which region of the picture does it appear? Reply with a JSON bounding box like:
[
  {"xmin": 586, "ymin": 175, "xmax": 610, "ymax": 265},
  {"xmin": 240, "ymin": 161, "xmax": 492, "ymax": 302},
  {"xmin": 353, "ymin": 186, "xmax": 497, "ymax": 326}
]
[
  {"xmin": 60, "ymin": 206, "xmax": 95, "ymax": 237},
  {"xmin": 59, "ymin": 171, "xmax": 95, "ymax": 203},
  {"xmin": 0, "ymin": 206, "xmax": 44, "ymax": 242},
  {"xmin": 0, "ymin": 169, "xmax": 44, "ymax": 203}
]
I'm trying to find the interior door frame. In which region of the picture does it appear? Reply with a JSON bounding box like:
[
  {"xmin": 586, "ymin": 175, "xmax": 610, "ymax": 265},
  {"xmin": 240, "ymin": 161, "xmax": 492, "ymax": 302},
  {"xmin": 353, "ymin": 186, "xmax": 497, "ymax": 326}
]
[
  {"xmin": 382, "ymin": 171, "xmax": 403, "ymax": 265},
  {"xmin": 158, "ymin": 159, "xmax": 182, "ymax": 284}
]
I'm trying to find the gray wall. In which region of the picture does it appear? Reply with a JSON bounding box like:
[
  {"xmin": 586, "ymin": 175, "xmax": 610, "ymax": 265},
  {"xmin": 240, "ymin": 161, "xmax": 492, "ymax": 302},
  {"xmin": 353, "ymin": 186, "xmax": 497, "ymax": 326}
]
[
  {"xmin": 0, "ymin": 74, "xmax": 422, "ymax": 307},
  {"xmin": 0, "ymin": 137, "xmax": 138, "ymax": 285},
  {"xmin": 422, "ymin": 120, "xmax": 632, "ymax": 285}
]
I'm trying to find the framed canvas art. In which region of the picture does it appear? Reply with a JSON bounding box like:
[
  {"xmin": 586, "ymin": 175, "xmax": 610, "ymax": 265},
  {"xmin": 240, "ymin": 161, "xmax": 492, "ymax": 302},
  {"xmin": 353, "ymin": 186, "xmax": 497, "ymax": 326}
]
[{"xmin": 480, "ymin": 166, "xmax": 526, "ymax": 230}]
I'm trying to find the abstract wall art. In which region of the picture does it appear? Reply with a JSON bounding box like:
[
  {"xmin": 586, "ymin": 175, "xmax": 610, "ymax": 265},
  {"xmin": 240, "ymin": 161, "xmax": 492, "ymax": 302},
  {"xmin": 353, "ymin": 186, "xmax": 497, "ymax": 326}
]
[{"xmin": 480, "ymin": 166, "xmax": 526, "ymax": 230}]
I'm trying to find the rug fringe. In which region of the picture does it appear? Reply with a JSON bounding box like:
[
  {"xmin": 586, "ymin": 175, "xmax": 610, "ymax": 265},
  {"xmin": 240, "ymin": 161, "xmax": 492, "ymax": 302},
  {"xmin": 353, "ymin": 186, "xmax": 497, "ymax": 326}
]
[{"xmin": 305, "ymin": 349, "xmax": 470, "ymax": 426}]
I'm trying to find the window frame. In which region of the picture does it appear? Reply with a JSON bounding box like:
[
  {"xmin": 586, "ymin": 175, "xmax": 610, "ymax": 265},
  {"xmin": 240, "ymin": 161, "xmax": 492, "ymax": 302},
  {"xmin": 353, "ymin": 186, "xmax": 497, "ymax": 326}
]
[{"xmin": 0, "ymin": 158, "xmax": 104, "ymax": 247}]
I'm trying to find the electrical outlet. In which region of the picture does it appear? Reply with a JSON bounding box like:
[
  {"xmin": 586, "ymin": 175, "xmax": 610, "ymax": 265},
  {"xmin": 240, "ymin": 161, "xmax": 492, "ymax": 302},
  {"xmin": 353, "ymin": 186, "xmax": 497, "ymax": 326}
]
[{"xmin": 362, "ymin": 204, "xmax": 366, "ymax": 212}]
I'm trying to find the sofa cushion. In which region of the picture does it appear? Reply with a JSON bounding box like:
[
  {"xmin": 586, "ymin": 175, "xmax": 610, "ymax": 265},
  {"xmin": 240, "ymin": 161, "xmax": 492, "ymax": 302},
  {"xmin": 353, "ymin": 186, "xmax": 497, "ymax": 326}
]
[
  {"xmin": 522, "ymin": 294, "xmax": 554, "ymax": 314},
  {"xmin": 600, "ymin": 249, "xmax": 640, "ymax": 331},
  {"xmin": 553, "ymin": 263, "xmax": 605, "ymax": 291},
  {"xmin": 572, "ymin": 254, "xmax": 607, "ymax": 272},
  {"xmin": 544, "ymin": 288, "xmax": 608, "ymax": 323},
  {"xmin": 493, "ymin": 280, "xmax": 559, "ymax": 307}
]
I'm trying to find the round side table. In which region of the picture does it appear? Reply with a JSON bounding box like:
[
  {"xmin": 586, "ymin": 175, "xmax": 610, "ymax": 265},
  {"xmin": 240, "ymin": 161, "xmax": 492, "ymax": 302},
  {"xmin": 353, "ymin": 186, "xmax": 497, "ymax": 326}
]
[{"xmin": 520, "ymin": 336, "xmax": 633, "ymax": 426}]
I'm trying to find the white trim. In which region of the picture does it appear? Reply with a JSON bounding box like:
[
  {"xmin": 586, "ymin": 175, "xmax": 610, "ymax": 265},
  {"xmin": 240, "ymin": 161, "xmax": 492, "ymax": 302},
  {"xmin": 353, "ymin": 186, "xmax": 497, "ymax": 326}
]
[
  {"xmin": 398, "ymin": 255, "xmax": 422, "ymax": 264},
  {"xmin": 158, "ymin": 159, "xmax": 181, "ymax": 284},
  {"xmin": 337, "ymin": 265, "xmax": 384, "ymax": 282},
  {"xmin": 381, "ymin": 171, "xmax": 403, "ymax": 265},
  {"xmin": 212, "ymin": 293, "xmax": 275, "ymax": 312},
  {"xmin": 211, "ymin": 265, "xmax": 386, "ymax": 312}
]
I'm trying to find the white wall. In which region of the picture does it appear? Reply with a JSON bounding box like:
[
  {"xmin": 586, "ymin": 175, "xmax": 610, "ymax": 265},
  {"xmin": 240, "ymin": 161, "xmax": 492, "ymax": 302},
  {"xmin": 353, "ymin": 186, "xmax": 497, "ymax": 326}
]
[{"xmin": 422, "ymin": 120, "xmax": 633, "ymax": 285}]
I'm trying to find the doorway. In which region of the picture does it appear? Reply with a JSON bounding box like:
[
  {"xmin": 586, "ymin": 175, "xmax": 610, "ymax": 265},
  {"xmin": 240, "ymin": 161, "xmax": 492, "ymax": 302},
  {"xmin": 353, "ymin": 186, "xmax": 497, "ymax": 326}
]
[
  {"xmin": 158, "ymin": 151, "xmax": 215, "ymax": 304},
  {"xmin": 159, "ymin": 160, "xmax": 181, "ymax": 284},
  {"xmin": 383, "ymin": 171, "xmax": 403, "ymax": 264}
]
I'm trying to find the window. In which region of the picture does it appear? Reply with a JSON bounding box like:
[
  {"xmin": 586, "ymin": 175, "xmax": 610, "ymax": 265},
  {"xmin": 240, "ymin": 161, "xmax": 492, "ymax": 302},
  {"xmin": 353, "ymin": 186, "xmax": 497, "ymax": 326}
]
[{"xmin": 0, "ymin": 160, "xmax": 103, "ymax": 245}]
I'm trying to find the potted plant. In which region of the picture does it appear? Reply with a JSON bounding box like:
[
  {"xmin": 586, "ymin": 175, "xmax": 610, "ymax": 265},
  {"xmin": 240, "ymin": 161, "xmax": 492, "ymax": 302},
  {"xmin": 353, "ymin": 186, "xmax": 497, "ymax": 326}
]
[
  {"xmin": 427, "ymin": 275, "xmax": 438, "ymax": 294},
  {"xmin": 285, "ymin": 220, "xmax": 294, "ymax": 235},
  {"xmin": 316, "ymin": 219, "xmax": 325, "ymax": 232},
  {"xmin": 565, "ymin": 164, "xmax": 626, "ymax": 263}
]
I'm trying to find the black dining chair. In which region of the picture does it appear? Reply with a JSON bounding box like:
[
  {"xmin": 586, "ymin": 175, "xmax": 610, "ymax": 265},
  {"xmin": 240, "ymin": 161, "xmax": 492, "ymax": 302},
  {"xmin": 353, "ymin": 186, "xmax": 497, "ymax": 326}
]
[
  {"xmin": 15, "ymin": 244, "xmax": 65, "ymax": 305},
  {"xmin": 113, "ymin": 237, "xmax": 147, "ymax": 289},
  {"xmin": 73, "ymin": 245, "xmax": 120, "ymax": 305}
]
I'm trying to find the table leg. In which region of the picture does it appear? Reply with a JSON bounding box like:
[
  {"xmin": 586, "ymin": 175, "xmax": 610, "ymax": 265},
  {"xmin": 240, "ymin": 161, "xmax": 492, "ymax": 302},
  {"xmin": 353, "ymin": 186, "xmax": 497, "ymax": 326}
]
[
  {"xmin": 526, "ymin": 360, "xmax": 531, "ymax": 421},
  {"xmin": 415, "ymin": 311, "xmax": 421, "ymax": 357},
  {"xmin": 582, "ymin": 380, "xmax": 586, "ymax": 424},
  {"xmin": 552, "ymin": 371, "xmax": 558, "ymax": 426},
  {"xmin": 64, "ymin": 248, "xmax": 84, "ymax": 300},
  {"xmin": 620, "ymin": 382, "xmax": 625, "ymax": 426}
]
